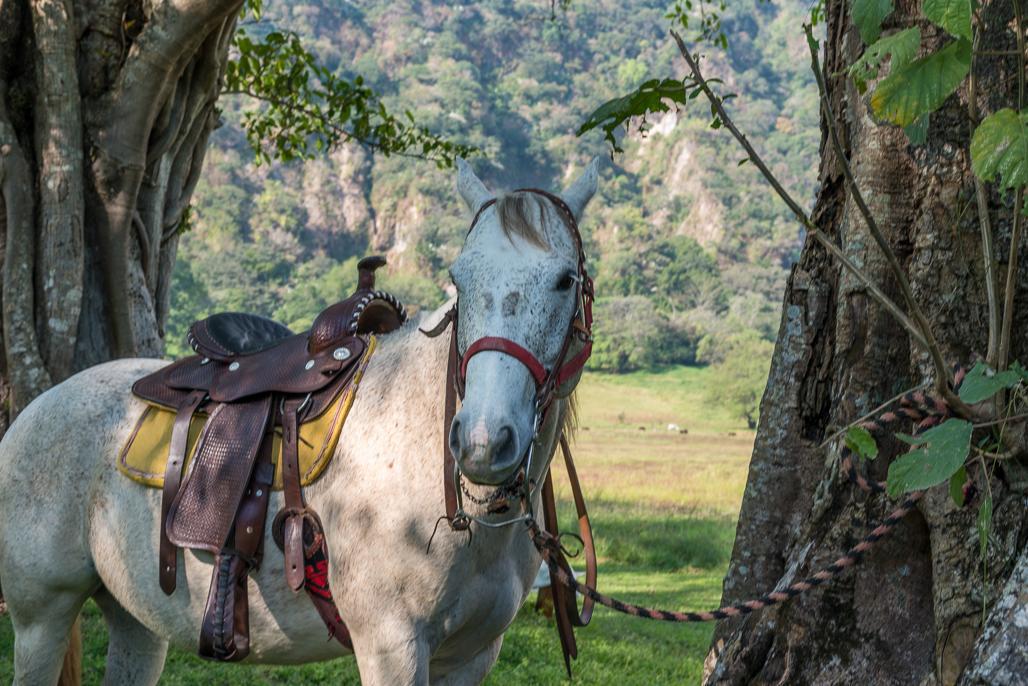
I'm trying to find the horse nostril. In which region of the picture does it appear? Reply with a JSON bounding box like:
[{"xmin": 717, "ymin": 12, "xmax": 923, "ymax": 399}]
[
  {"xmin": 492, "ymin": 425, "xmax": 518, "ymax": 469},
  {"xmin": 448, "ymin": 418, "xmax": 463, "ymax": 460}
]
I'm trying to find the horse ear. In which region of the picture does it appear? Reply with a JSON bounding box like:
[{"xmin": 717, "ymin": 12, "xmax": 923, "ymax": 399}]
[
  {"xmin": 456, "ymin": 158, "xmax": 492, "ymax": 213},
  {"xmin": 562, "ymin": 157, "xmax": 600, "ymax": 220}
]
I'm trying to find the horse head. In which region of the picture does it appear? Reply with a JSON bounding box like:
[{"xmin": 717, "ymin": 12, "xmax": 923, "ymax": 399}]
[{"xmin": 447, "ymin": 158, "xmax": 599, "ymax": 486}]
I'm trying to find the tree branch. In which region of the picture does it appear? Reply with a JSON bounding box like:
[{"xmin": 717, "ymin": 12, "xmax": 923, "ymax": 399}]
[
  {"xmin": 160, "ymin": 15, "xmax": 234, "ymax": 239},
  {"xmin": 30, "ymin": 0, "xmax": 85, "ymax": 381},
  {"xmin": 89, "ymin": 0, "xmax": 244, "ymax": 357},
  {"xmin": 222, "ymin": 87, "xmax": 465, "ymax": 164},
  {"xmin": 0, "ymin": 90, "xmax": 53, "ymax": 412},
  {"xmin": 802, "ymin": 25, "xmax": 972, "ymax": 417},
  {"xmin": 969, "ymin": 20, "xmax": 1002, "ymax": 366},
  {"xmin": 669, "ymin": 30, "xmax": 929, "ymax": 350},
  {"xmin": 998, "ymin": 1, "xmax": 1025, "ymax": 372}
]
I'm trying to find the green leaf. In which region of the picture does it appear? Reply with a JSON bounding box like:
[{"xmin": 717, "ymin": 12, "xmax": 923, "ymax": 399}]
[
  {"xmin": 226, "ymin": 27, "xmax": 476, "ymax": 166},
  {"xmin": 849, "ymin": 27, "xmax": 921, "ymax": 93},
  {"xmin": 885, "ymin": 418, "xmax": 972, "ymax": 496},
  {"xmin": 949, "ymin": 465, "xmax": 967, "ymax": 506},
  {"xmin": 958, "ymin": 360, "xmax": 1022, "ymax": 403},
  {"xmin": 971, "ymin": 109, "xmax": 1028, "ymax": 191},
  {"xmin": 845, "ymin": 425, "xmax": 879, "ymax": 460},
  {"xmin": 905, "ymin": 114, "xmax": 930, "ymax": 145},
  {"xmin": 894, "ymin": 431, "xmax": 919, "ymax": 445},
  {"xmin": 1011, "ymin": 361, "xmax": 1028, "ymax": 382},
  {"xmin": 871, "ymin": 38, "xmax": 971, "ymax": 126},
  {"xmin": 977, "ymin": 495, "xmax": 992, "ymax": 557},
  {"xmin": 577, "ymin": 79, "xmax": 688, "ymax": 152},
  {"xmin": 851, "ymin": 0, "xmax": 894, "ymax": 44},
  {"xmin": 922, "ymin": 0, "xmax": 972, "ymax": 41}
]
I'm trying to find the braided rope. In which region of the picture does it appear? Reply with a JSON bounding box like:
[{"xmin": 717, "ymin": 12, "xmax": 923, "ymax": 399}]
[
  {"xmin": 534, "ymin": 493, "xmax": 921, "ymax": 622},
  {"xmin": 534, "ymin": 367, "xmax": 968, "ymax": 622}
]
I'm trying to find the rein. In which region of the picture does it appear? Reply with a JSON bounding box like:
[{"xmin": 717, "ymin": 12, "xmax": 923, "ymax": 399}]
[{"xmin": 525, "ymin": 367, "xmax": 971, "ymax": 625}]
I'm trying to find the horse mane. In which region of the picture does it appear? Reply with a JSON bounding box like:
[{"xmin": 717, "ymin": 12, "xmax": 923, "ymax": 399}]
[
  {"xmin": 562, "ymin": 392, "xmax": 579, "ymax": 440},
  {"xmin": 495, "ymin": 192, "xmax": 581, "ymax": 441},
  {"xmin": 495, "ymin": 191, "xmax": 580, "ymax": 251}
]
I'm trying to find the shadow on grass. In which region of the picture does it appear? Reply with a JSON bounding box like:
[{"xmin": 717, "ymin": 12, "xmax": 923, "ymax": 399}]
[{"xmin": 555, "ymin": 496, "xmax": 736, "ymax": 572}]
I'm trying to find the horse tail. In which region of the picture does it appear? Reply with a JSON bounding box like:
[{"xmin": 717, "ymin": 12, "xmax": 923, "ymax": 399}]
[{"xmin": 57, "ymin": 616, "xmax": 82, "ymax": 686}]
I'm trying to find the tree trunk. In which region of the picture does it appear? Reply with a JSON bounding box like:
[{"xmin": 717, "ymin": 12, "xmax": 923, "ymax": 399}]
[
  {"xmin": 0, "ymin": 0, "xmax": 243, "ymax": 414},
  {"xmin": 705, "ymin": 1, "xmax": 1028, "ymax": 684}
]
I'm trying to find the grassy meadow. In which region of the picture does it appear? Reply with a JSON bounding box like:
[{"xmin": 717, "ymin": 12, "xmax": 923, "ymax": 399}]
[{"xmin": 0, "ymin": 366, "xmax": 753, "ymax": 684}]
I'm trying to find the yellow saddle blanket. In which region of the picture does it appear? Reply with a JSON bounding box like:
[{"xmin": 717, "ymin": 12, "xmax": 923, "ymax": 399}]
[{"xmin": 118, "ymin": 337, "xmax": 377, "ymax": 490}]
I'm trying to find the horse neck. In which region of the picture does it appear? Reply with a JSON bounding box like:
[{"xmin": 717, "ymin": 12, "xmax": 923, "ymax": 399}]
[
  {"xmin": 310, "ymin": 313, "xmax": 450, "ymax": 490},
  {"xmin": 310, "ymin": 308, "xmax": 568, "ymax": 531}
]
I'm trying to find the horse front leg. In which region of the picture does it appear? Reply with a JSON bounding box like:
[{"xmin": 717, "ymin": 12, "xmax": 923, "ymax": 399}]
[
  {"xmin": 430, "ymin": 636, "xmax": 503, "ymax": 686},
  {"xmin": 351, "ymin": 626, "xmax": 430, "ymax": 686}
]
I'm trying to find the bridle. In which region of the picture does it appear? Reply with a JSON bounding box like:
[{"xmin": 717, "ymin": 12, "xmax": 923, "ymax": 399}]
[
  {"xmin": 421, "ymin": 187, "xmax": 597, "ymax": 675},
  {"xmin": 421, "ymin": 188, "xmax": 595, "ymax": 530},
  {"xmin": 450, "ymin": 189, "xmax": 594, "ymax": 409}
]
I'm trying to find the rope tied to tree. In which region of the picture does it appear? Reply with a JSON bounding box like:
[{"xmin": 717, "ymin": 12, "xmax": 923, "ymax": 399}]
[{"xmin": 530, "ymin": 366, "xmax": 975, "ymax": 622}]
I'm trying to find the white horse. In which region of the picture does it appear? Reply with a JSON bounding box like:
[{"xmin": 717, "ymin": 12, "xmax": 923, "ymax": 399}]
[{"xmin": 0, "ymin": 158, "xmax": 599, "ymax": 685}]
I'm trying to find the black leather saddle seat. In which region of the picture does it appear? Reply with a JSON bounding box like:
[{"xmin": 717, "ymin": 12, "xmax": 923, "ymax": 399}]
[
  {"xmin": 139, "ymin": 256, "xmax": 408, "ymax": 407},
  {"xmin": 186, "ymin": 256, "xmax": 406, "ymax": 364},
  {"xmin": 188, "ymin": 313, "xmax": 294, "ymax": 358}
]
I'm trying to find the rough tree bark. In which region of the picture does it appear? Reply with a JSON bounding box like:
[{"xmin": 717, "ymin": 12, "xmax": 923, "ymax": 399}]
[
  {"xmin": 705, "ymin": 1, "xmax": 1028, "ymax": 684},
  {"xmin": 0, "ymin": 0, "xmax": 244, "ymax": 416}
]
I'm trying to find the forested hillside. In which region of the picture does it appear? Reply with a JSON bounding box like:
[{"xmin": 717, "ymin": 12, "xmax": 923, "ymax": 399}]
[{"xmin": 171, "ymin": 0, "xmax": 818, "ymax": 392}]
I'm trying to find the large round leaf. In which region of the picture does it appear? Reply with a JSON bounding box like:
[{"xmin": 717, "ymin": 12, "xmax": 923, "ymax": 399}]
[
  {"xmin": 870, "ymin": 38, "xmax": 971, "ymax": 126},
  {"xmin": 971, "ymin": 108, "xmax": 1028, "ymax": 191}
]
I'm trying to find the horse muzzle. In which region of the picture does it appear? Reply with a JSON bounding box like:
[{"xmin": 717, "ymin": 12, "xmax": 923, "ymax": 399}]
[{"xmin": 448, "ymin": 412, "xmax": 525, "ymax": 486}]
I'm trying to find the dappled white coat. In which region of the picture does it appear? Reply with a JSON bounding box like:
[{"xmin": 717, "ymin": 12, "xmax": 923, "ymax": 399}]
[{"xmin": 0, "ymin": 158, "xmax": 599, "ymax": 686}]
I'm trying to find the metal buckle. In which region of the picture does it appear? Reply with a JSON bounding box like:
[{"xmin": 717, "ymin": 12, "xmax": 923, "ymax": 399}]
[{"xmin": 279, "ymin": 393, "xmax": 313, "ymax": 418}]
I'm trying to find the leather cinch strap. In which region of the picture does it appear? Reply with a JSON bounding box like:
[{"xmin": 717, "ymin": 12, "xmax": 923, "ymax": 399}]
[
  {"xmin": 281, "ymin": 398, "xmax": 306, "ymax": 591},
  {"xmin": 160, "ymin": 389, "xmax": 206, "ymax": 595}
]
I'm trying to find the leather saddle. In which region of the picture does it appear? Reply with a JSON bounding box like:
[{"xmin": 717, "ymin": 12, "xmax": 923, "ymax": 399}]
[{"xmin": 131, "ymin": 255, "xmax": 405, "ymax": 661}]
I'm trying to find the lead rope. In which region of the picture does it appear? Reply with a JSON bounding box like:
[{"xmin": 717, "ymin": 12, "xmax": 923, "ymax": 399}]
[{"xmin": 529, "ymin": 366, "xmax": 971, "ymax": 623}]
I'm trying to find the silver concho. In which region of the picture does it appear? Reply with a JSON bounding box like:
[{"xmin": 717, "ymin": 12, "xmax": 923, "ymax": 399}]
[
  {"xmin": 228, "ymin": 361, "xmax": 240, "ymax": 371},
  {"xmin": 333, "ymin": 347, "xmax": 351, "ymax": 361},
  {"xmin": 304, "ymin": 359, "xmax": 315, "ymax": 371}
]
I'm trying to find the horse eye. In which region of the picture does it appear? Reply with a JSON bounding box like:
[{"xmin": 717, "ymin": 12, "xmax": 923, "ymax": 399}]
[{"xmin": 556, "ymin": 273, "xmax": 576, "ymax": 291}]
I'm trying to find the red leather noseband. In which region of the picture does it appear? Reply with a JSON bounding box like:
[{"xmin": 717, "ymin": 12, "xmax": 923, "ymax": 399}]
[{"xmin": 461, "ymin": 337, "xmax": 548, "ymax": 388}]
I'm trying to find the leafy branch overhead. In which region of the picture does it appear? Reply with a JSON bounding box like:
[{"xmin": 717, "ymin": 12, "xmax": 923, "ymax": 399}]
[
  {"xmin": 852, "ymin": 0, "xmax": 1028, "ymax": 187},
  {"xmin": 576, "ymin": 79, "xmax": 688, "ymax": 152},
  {"xmin": 225, "ymin": 28, "xmax": 477, "ymax": 166}
]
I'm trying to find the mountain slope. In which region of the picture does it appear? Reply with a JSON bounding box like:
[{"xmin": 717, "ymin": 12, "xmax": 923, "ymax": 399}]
[{"xmin": 171, "ymin": 0, "xmax": 819, "ymax": 367}]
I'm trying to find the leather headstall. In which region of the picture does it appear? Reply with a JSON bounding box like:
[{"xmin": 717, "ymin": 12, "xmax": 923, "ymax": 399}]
[
  {"xmin": 426, "ymin": 188, "xmax": 594, "ymax": 414},
  {"xmin": 421, "ymin": 188, "xmax": 597, "ymax": 676}
]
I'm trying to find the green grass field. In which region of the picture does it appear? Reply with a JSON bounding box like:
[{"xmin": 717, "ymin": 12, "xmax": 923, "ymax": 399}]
[{"xmin": 0, "ymin": 366, "xmax": 753, "ymax": 684}]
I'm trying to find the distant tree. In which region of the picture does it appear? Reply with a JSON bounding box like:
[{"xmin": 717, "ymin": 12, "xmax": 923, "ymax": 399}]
[
  {"xmin": 588, "ymin": 296, "xmax": 697, "ymax": 372},
  {"xmin": 706, "ymin": 332, "xmax": 772, "ymax": 428},
  {"xmin": 600, "ymin": 235, "xmax": 723, "ymax": 312}
]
